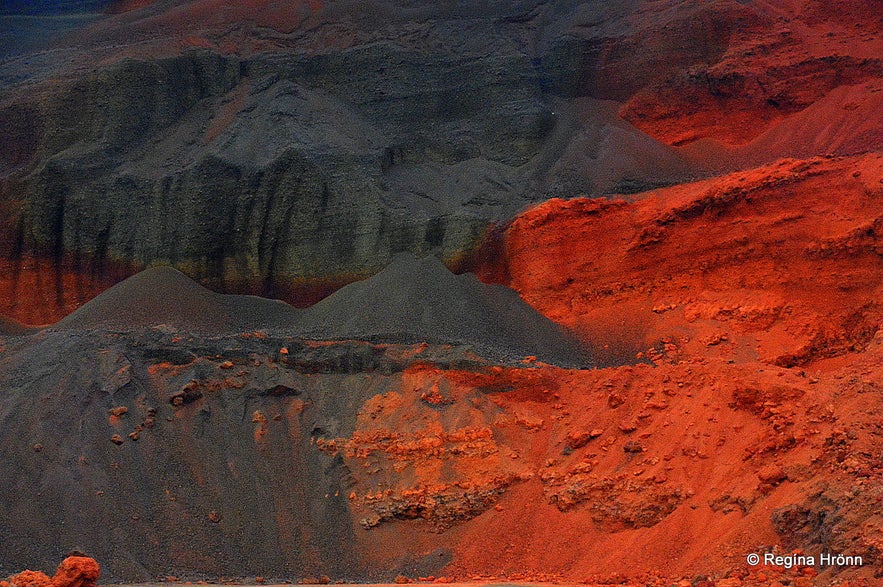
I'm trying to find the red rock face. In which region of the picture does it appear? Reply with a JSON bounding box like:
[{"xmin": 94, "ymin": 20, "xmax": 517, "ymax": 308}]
[{"xmin": 490, "ymin": 154, "xmax": 883, "ymax": 368}]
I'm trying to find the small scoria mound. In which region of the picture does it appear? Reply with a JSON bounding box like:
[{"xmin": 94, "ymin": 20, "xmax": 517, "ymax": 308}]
[
  {"xmin": 53, "ymin": 266, "xmax": 227, "ymax": 332},
  {"xmin": 53, "ymin": 266, "xmax": 301, "ymax": 334},
  {"xmin": 297, "ymin": 254, "xmax": 589, "ymax": 366}
]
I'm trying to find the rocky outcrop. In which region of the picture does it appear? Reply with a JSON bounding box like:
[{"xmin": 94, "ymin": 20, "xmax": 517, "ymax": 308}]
[
  {"xmin": 481, "ymin": 153, "xmax": 883, "ymax": 367},
  {"xmin": 1, "ymin": 556, "xmax": 99, "ymax": 587}
]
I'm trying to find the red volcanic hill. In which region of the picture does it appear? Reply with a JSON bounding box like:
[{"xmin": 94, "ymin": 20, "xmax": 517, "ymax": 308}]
[{"xmin": 617, "ymin": 0, "xmax": 883, "ymax": 150}]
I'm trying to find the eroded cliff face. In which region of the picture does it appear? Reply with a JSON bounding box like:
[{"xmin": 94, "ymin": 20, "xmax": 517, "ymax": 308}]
[
  {"xmin": 0, "ymin": 3, "xmax": 559, "ymax": 322},
  {"xmin": 4, "ymin": 0, "xmax": 880, "ymax": 323},
  {"xmin": 480, "ymin": 154, "xmax": 883, "ymax": 369},
  {"xmin": 0, "ymin": 39, "xmax": 552, "ymax": 322}
]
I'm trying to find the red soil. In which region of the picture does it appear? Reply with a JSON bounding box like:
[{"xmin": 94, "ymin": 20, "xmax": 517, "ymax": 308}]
[{"xmin": 328, "ymin": 332, "xmax": 883, "ymax": 583}]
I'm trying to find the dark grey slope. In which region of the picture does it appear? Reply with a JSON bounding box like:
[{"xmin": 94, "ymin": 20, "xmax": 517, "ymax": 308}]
[
  {"xmin": 298, "ymin": 254, "xmax": 589, "ymax": 366},
  {"xmin": 223, "ymin": 292, "xmax": 304, "ymax": 334},
  {"xmin": 54, "ymin": 266, "xmax": 229, "ymax": 332},
  {"xmin": 0, "ymin": 329, "xmax": 369, "ymax": 581},
  {"xmin": 54, "ymin": 266, "xmax": 302, "ymax": 334}
]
